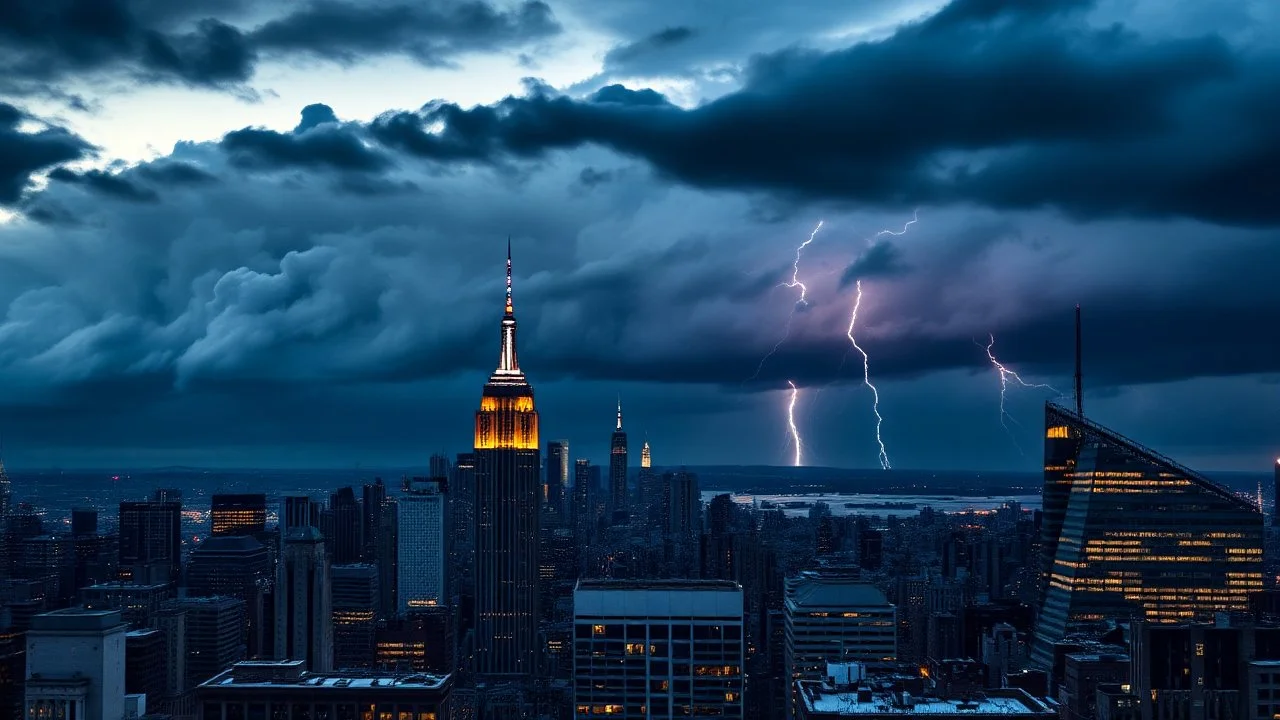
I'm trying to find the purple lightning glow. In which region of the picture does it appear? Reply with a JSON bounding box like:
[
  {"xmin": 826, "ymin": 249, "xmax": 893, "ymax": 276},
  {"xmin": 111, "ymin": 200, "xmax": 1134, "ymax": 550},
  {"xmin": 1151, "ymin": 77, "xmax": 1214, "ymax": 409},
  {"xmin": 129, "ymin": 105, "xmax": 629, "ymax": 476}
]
[
  {"xmin": 846, "ymin": 281, "xmax": 891, "ymax": 469},
  {"xmin": 752, "ymin": 221, "xmax": 824, "ymax": 380},
  {"xmin": 983, "ymin": 334, "xmax": 1061, "ymax": 451},
  {"xmin": 786, "ymin": 380, "xmax": 803, "ymax": 467}
]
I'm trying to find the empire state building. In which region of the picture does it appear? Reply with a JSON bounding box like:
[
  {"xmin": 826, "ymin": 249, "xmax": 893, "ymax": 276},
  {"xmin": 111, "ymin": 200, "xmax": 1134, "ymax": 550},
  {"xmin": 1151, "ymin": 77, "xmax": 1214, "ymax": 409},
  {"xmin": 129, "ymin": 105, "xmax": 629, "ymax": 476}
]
[{"xmin": 473, "ymin": 241, "xmax": 541, "ymax": 677}]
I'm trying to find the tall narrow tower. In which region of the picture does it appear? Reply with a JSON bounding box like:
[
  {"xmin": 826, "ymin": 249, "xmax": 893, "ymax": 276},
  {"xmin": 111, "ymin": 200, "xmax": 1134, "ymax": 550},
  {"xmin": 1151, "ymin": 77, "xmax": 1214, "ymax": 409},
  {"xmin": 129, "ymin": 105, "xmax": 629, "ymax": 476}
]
[
  {"xmin": 0, "ymin": 438, "xmax": 11, "ymax": 518},
  {"xmin": 609, "ymin": 399, "xmax": 629, "ymax": 519},
  {"xmin": 473, "ymin": 240, "xmax": 541, "ymax": 677}
]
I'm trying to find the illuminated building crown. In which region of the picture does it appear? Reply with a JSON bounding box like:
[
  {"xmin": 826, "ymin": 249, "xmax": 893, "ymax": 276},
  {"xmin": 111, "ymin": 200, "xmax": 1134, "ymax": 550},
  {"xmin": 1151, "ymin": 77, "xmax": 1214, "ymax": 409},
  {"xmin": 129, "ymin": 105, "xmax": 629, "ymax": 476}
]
[{"xmin": 475, "ymin": 239, "xmax": 539, "ymax": 450}]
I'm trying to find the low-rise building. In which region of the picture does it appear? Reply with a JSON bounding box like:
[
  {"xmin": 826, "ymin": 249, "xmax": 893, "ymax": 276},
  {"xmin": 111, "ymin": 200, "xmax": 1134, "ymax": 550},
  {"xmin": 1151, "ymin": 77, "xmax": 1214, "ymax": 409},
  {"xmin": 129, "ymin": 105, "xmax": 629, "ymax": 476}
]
[{"xmin": 195, "ymin": 660, "xmax": 451, "ymax": 720}]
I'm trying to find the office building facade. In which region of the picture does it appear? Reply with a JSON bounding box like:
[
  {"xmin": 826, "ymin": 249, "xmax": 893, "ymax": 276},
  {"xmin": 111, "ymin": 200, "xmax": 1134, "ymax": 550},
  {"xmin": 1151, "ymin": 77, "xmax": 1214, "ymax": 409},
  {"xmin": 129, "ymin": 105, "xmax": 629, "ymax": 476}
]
[
  {"xmin": 24, "ymin": 608, "xmax": 127, "ymax": 720},
  {"xmin": 210, "ymin": 494, "xmax": 267, "ymax": 536},
  {"xmin": 784, "ymin": 573, "xmax": 897, "ymax": 718},
  {"xmin": 1033, "ymin": 404, "xmax": 1265, "ymax": 667},
  {"xmin": 574, "ymin": 579, "xmax": 745, "ymax": 719},
  {"xmin": 397, "ymin": 478, "xmax": 447, "ymax": 613},
  {"xmin": 332, "ymin": 563, "xmax": 379, "ymax": 669}
]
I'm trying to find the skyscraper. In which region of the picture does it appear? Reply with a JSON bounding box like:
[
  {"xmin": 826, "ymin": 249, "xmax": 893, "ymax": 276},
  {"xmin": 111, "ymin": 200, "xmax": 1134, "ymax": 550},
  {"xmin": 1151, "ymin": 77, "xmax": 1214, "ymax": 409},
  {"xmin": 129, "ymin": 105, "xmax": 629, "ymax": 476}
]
[
  {"xmin": 638, "ymin": 440, "xmax": 657, "ymax": 522},
  {"xmin": 473, "ymin": 241, "xmax": 541, "ymax": 678},
  {"xmin": 332, "ymin": 563, "xmax": 379, "ymax": 669},
  {"xmin": 1032, "ymin": 402, "xmax": 1264, "ymax": 667},
  {"xmin": 0, "ymin": 446, "xmax": 11, "ymax": 519},
  {"xmin": 210, "ymin": 494, "xmax": 267, "ymax": 536},
  {"xmin": 1274, "ymin": 458, "xmax": 1279, "ymax": 526},
  {"xmin": 610, "ymin": 400, "xmax": 628, "ymax": 518},
  {"xmin": 275, "ymin": 527, "xmax": 333, "ymax": 672},
  {"xmin": 546, "ymin": 440, "xmax": 569, "ymax": 517},
  {"xmin": 327, "ymin": 487, "xmax": 363, "ymax": 565},
  {"xmin": 118, "ymin": 493, "xmax": 182, "ymax": 586},
  {"xmin": 397, "ymin": 478, "xmax": 446, "ymax": 613},
  {"xmin": 282, "ymin": 496, "xmax": 314, "ymax": 531}
]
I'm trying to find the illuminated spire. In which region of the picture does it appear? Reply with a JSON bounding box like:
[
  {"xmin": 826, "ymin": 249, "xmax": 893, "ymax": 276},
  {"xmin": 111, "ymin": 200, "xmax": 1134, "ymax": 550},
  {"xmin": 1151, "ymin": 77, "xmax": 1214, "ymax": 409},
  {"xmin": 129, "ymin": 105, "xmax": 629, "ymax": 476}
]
[
  {"xmin": 641, "ymin": 441, "xmax": 651, "ymax": 469},
  {"xmin": 505, "ymin": 236, "xmax": 513, "ymax": 317},
  {"xmin": 616, "ymin": 396, "xmax": 623, "ymax": 431},
  {"xmin": 493, "ymin": 238, "xmax": 522, "ymax": 379}
]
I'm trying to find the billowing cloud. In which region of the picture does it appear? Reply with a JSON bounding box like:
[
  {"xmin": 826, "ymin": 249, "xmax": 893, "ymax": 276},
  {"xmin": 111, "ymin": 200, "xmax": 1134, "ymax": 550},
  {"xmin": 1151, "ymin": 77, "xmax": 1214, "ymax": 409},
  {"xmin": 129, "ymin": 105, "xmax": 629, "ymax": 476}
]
[
  {"xmin": 249, "ymin": 0, "xmax": 560, "ymax": 67},
  {"xmin": 0, "ymin": 103, "xmax": 95, "ymax": 205},
  {"xmin": 365, "ymin": 0, "xmax": 1280, "ymax": 227},
  {"xmin": 1, "ymin": 0, "xmax": 1277, "ymax": 469},
  {"xmin": 0, "ymin": 0, "xmax": 562, "ymax": 97}
]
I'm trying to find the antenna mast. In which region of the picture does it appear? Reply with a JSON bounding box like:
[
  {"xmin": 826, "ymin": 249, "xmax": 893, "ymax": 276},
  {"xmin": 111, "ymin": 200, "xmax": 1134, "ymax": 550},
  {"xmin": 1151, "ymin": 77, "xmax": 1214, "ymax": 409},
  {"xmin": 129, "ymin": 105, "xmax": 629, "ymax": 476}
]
[{"xmin": 1074, "ymin": 304, "xmax": 1084, "ymax": 418}]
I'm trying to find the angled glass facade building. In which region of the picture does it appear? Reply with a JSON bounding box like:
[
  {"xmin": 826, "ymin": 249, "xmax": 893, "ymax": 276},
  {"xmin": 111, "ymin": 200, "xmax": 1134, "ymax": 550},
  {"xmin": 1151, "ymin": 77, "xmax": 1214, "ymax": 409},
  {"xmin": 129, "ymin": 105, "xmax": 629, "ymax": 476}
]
[{"xmin": 1032, "ymin": 403, "xmax": 1264, "ymax": 667}]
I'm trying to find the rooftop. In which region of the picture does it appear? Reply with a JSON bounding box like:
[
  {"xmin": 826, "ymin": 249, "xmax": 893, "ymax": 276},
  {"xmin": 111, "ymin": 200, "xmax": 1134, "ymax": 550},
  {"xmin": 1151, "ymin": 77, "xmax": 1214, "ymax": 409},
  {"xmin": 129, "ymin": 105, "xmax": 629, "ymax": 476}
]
[
  {"xmin": 29, "ymin": 607, "xmax": 127, "ymax": 633},
  {"xmin": 789, "ymin": 579, "xmax": 891, "ymax": 609},
  {"xmin": 192, "ymin": 535, "xmax": 266, "ymax": 553},
  {"xmin": 202, "ymin": 661, "xmax": 450, "ymax": 692},
  {"xmin": 576, "ymin": 579, "xmax": 740, "ymax": 592},
  {"xmin": 799, "ymin": 684, "xmax": 1054, "ymax": 717}
]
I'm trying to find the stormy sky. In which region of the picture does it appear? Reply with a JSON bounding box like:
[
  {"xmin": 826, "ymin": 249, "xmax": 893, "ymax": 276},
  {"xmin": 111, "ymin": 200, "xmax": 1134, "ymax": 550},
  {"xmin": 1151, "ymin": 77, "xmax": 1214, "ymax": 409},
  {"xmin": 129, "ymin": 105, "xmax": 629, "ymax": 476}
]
[{"xmin": 0, "ymin": 0, "xmax": 1277, "ymax": 471}]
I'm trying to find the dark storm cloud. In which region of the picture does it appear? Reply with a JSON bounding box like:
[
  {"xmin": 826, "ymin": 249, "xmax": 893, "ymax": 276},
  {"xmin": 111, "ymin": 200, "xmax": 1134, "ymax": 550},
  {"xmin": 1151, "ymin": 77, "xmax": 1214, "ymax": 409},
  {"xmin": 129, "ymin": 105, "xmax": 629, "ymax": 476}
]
[
  {"xmin": 603, "ymin": 26, "xmax": 698, "ymax": 68},
  {"xmin": 840, "ymin": 243, "xmax": 910, "ymax": 285},
  {"xmin": 134, "ymin": 161, "xmax": 218, "ymax": 186},
  {"xmin": 221, "ymin": 107, "xmax": 392, "ymax": 173},
  {"xmin": 47, "ymin": 168, "xmax": 160, "ymax": 203},
  {"xmin": 368, "ymin": 0, "xmax": 1280, "ymax": 226},
  {"xmin": 0, "ymin": 103, "xmax": 95, "ymax": 205},
  {"xmin": 0, "ymin": 0, "xmax": 256, "ymax": 92},
  {"xmin": 249, "ymin": 0, "xmax": 560, "ymax": 67},
  {"xmin": 577, "ymin": 167, "xmax": 614, "ymax": 187},
  {"xmin": 0, "ymin": 0, "xmax": 561, "ymax": 97}
]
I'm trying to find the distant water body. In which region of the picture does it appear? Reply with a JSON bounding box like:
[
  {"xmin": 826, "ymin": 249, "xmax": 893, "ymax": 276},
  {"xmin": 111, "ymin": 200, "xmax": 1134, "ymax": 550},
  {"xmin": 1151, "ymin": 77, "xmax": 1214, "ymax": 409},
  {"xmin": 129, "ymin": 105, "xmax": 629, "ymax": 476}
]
[{"xmin": 699, "ymin": 491, "xmax": 1041, "ymax": 517}]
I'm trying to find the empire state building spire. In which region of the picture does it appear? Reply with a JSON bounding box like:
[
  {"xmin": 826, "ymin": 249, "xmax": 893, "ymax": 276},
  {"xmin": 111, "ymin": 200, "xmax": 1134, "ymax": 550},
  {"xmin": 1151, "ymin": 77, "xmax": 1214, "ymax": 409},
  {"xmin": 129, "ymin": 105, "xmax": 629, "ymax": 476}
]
[{"xmin": 493, "ymin": 237, "xmax": 523, "ymax": 382}]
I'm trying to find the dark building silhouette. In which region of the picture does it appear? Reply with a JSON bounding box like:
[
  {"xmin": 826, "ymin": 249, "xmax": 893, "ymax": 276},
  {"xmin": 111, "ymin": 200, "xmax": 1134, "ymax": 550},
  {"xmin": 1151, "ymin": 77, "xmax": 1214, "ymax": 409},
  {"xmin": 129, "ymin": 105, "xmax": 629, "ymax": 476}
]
[
  {"xmin": 1130, "ymin": 620, "xmax": 1280, "ymax": 720},
  {"xmin": 118, "ymin": 492, "xmax": 182, "ymax": 586},
  {"xmin": 375, "ymin": 607, "xmax": 455, "ymax": 675},
  {"xmin": 125, "ymin": 628, "xmax": 167, "ymax": 702},
  {"xmin": 275, "ymin": 527, "xmax": 333, "ymax": 672},
  {"xmin": 609, "ymin": 401, "xmax": 628, "ymax": 519},
  {"xmin": 1033, "ymin": 403, "xmax": 1265, "ymax": 667},
  {"xmin": 332, "ymin": 563, "xmax": 378, "ymax": 669},
  {"xmin": 187, "ymin": 535, "xmax": 272, "ymax": 658},
  {"xmin": 70, "ymin": 508, "xmax": 97, "ymax": 536},
  {"xmin": 1275, "ymin": 459, "xmax": 1280, "ymax": 526},
  {"xmin": 169, "ymin": 595, "xmax": 247, "ymax": 687},
  {"xmin": 282, "ymin": 496, "xmax": 314, "ymax": 532},
  {"xmin": 546, "ymin": 440, "xmax": 569, "ymax": 518},
  {"xmin": 210, "ymin": 494, "xmax": 267, "ymax": 536},
  {"xmin": 361, "ymin": 478, "xmax": 386, "ymax": 564},
  {"xmin": 859, "ymin": 528, "xmax": 884, "ymax": 571},
  {"xmin": 326, "ymin": 487, "xmax": 363, "ymax": 565},
  {"xmin": 472, "ymin": 243, "xmax": 540, "ymax": 679}
]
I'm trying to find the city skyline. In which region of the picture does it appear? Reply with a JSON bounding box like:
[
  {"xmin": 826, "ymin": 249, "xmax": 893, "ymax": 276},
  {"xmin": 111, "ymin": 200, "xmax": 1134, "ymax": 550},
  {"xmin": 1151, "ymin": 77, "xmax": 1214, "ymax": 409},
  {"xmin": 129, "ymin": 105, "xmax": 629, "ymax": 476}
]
[{"xmin": 1, "ymin": 0, "xmax": 1279, "ymax": 471}]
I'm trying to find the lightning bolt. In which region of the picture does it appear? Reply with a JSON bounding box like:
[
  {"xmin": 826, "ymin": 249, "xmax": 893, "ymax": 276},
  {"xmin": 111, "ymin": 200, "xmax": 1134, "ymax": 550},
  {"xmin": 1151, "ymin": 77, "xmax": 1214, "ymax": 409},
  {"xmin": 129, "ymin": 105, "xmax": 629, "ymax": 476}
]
[
  {"xmin": 870, "ymin": 208, "xmax": 918, "ymax": 242},
  {"xmin": 751, "ymin": 221, "xmax": 824, "ymax": 380},
  {"xmin": 785, "ymin": 380, "xmax": 803, "ymax": 467},
  {"xmin": 845, "ymin": 281, "xmax": 892, "ymax": 470},
  {"xmin": 982, "ymin": 334, "xmax": 1061, "ymax": 452}
]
